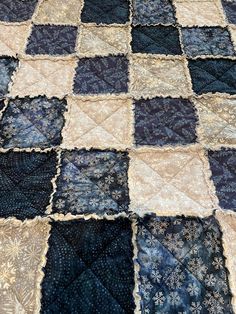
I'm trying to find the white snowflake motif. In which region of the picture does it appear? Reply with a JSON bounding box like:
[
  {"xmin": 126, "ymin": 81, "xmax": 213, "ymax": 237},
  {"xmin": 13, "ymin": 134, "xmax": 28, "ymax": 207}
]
[
  {"xmin": 188, "ymin": 258, "xmax": 207, "ymax": 280},
  {"xmin": 55, "ymin": 199, "xmax": 65, "ymax": 209},
  {"xmin": 204, "ymin": 232, "xmax": 220, "ymax": 254},
  {"xmin": 148, "ymin": 220, "xmax": 169, "ymax": 235},
  {"xmin": 169, "ymin": 291, "xmax": 180, "ymax": 306},
  {"xmin": 190, "ymin": 302, "xmax": 202, "ymax": 314},
  {"xmin": 187, "ymin": 283, "xmax": 200, "ymax": 296},
  {"xmin": 111, "ymin": 190, "xmax": 121, "ymax": 200},
  {"xmin": 163, "ymin": 233, "xmax": 184, "ymax": 254},
  {"xmin": 146, "ymin": 235, "xmax": 157, "ymax": 247},
  {"xmin": 166, "ymin": 266, "xmax": 185, "ymax": 289},
  {"xmin": 105, "ymin": 175, "xmax": 114, "ymax": 184},
  {"xmin": 150, "ymin": 270, "xmax": 162, "ymax": 283},
  {"xmin": 182, "ymin": 221, "xmax": 200, "ymax": 241},
  {"xmin": 205, "ymin": 274, "xmax": 216, "ymax": 287},
  {"xmin": 153, "ymin": 291, "xmax": 165, "ymax": 306},
  {"xmin": 212, "ymin": 257, "xmax": 223, "ymax": 270}
]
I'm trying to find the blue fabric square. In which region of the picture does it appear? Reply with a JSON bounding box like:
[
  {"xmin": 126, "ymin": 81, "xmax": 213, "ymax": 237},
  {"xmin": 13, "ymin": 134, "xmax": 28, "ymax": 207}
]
[
  {"xmin": 0, "ymin": 151, "xmax": 57, "ymax": 220},
  {"xmin": 131, "ymin": 26, "xmax": 182, "ymax": 55},
  {"xmin": 182, "ymin": 27, "xmax": 235, "ymax": 57},
  {"xmin": 0, "ymin": 96, "xmax": 67, "ymax": 148},
  {"xmin": 0, "ymin": 0, "xmax": 38, "ymax": 22},
  {"xmin": 208, "ymin": 148, "xmax": 236, "ymax": 210},
  {"xmin": 222, "ymin": 0, "xmax": 236, "ymax": 24},
  {"xmin": 0, "ymin": 57, "xmax": 18, "ymax": 98},
  {"xmin": 188, "ymin": 59, "xmax": 236, "ymax": 95},
  {"xmin": 132, "ymin": 0, "xmax": 176, "ymax": 25},
  {"xmin": 52, "ymin": 149, "xmax": 130, "ymax": 215},
  {"xmin": 26, "ymin": 25, "xmax": 78, "ymax": 55},
  {"xmin": 73, "ymin": 55, "xmax": 129, "ymax": 94},
  {"xmin": 137, "ymin": 215, "xmax": 233, "ymax": 314},
  {"xmin": 134, "ymin": 97, "xmax": 198, "ymax": 146},
  {"xmin": 41, "ymin": 218, "xmax": 135, "ymax": 314}
]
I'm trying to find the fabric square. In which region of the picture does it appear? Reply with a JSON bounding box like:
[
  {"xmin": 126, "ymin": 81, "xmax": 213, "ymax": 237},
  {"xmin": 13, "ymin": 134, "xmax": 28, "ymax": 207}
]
[
  {"xmin": 131, "ymin": 26, "xmax": 182, "ymax": 55},
  {"xmin": 134, "ymin": 97, "xmax": 198, "ymax": 146},
  {"xmin": 0, "ymin": 57, "xmax": 18, "ymax": 98},
  {"xmin": 41, "ymin": 218, "xmax": 135, "ymax": 313},
  {"xmin": 132, "ymin": 0, "xmax": 176, "ymax": 25},
  {"xmin": 208, "ymin": 148, "xmax": 236, "ymax": 210},
  {"xmin": 130, "ymin": 56, "xmax": 191, "ymax": 98},
  {"xmin": 26, "ymin": 25, "xmax": 78, "ymax": 56},
  {"xmin": 52, "ymin": 149, "xmax": 129, "ymax": 215},
  {"xmin": 62, "ymin": 96, "xmax": 132, "ymax": 149},
  {"xmin": 136, "ymin": 214, "xmax": 233, "ymax": 314},
  {"xmin": 0, "ymin": 0, "xmax": 38, "ymax": 22},
  {"xmin": 34, "ymin": 0, "xmax": 82, "ymax": 25},
  {"xmin": 175, "ymin": 1, "xmax": 224, "ymax": 26},
  {"xmin": 0, "ymin": 96, "xmax": 67, "ymax": 149},
  {"xmin": 73, "ymin": 55, "xmax": 129, "ymax": 95},
  {"xmin": 9, "ymin": 59, "xmax": 76, "ymax": 98},
  {"xmin": 81, "ymin": 0, "xmax": 130, "ymax": 24},
  {"xmin": 188, "ymin": 59, "xmax": 236, "ymax": 95},
  {"xmin": 222, "ymin": 0, "xmax": 236, "ymax": 24},
  {"xmin": 182, "ymin": 27, "xmax": 235, "ymax": 57},
  {"xmin": 194, "ymin": 96, "xmax": 236, "ymax": 146},
  {"xmin": 78, "ymin": 25, "xmax": 130, "ymax": 57},
  {"xmin": 0, "ymin": 218, "xmax": 50, "ymax": 314},
  {"xmin": 129, "ymin": 149, "xmax": 215, "ymax": 215},
  {"xmin": 0, "ymin": 151, "xmax": 57, "ymax": 220}
]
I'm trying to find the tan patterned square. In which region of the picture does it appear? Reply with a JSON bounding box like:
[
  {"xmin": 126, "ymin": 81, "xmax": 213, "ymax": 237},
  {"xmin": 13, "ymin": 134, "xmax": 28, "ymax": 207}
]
[
  {"xmin": 62, "ymin": 96, "xmax": 133, "ymax": 149},
  {"xmin": 129, "ymin": 148, "xmax": 215, "ymax": 216},
  {"xmin": 194, "ymin": 96, "xmax": 236, "ymax": 146},
  {"xmin": 34, "ymin": 0, "xmax": 82, "ymax": 24},
  {"xmin": 9, "ymin": 59, "xmax": 76, "ymax": 98},
  {"xmin": 174, "ymin": 1, "xmax": 225, "ymax": 26},
  {"xmin": 78, "ymin": 25, "xmax": 130, "ymax": 57},
  {"xmin": 130, "ymin": 56, "xmax": 191, "ymax": 98},
  {"xmin": 0, "ymin": 24, "xmax": 31, "ymax": 57},
  {"xmin": 0, "ymin": 218, "xmax": 50, "ymax": 314}
]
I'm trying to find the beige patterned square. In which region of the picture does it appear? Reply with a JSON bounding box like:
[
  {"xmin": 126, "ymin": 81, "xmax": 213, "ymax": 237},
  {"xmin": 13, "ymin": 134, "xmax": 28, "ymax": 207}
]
[
  {"xmin": 78, "ymin": 25, "xmax": 130, "ymax": 57},
  {"xmin": 174, "ymin": 1, "xmax": 225, "ymax": 26},
  {"xmin": 130, "ymin": 56, "xmax": 191, "ymax": 98},
  {"xmin": 0, "ymin": 24, "xmax": 31, "ymax": 57},
  {"xmin": 0, "ymin": 218, "xmax": 50, "ymax": 314},
  {"xmin": 34, "ymin": 0, "xmax": 82, "ymax": 24},
  {"xmin": 194, "ymin": 96, "xmax": 236, "ymax": 146},
  {"xmin": 129, "ymin": 148, "xmax": 215, "ymax": 216},
  {"xmin": 62, "ymin": 96, "xmax": 133, "ymax": 149},
  {"xmin": 9, "ymin": 59, "xmax": 76, "ymax": 98}
]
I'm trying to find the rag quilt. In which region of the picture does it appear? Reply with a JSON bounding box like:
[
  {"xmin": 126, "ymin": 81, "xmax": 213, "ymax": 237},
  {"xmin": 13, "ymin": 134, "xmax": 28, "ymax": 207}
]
[{"xmin": 0, "ymin": 0, "xmax": 236, "ymax": 313}]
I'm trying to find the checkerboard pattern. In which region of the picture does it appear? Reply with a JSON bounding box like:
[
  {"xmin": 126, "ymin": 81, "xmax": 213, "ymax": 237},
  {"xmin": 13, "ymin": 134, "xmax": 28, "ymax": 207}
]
[{"xmin": 0, "ymin": 0, "xmax": 236, "ymax": 313}]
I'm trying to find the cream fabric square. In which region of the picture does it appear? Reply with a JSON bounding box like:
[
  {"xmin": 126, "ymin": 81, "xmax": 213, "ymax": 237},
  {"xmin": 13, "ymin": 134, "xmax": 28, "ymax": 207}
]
[
  {"xmin": 9, "ymin": 59, "xmax": 76, "ymax": 98},
  {"xmin": 62, "ymin": 96, "xmax": 133, "ymax": 149},
  {"xmin": 0, "ymin": 218, "xmax": 50, "ymax": 314},
  {"xmin": 130, "ymin": 56, "xmax": 191, "ymax": 98},
  {"xmin": 174, "ymin": 1, "xmax": 225, "ymax": 26},
  {"xmin": 34, "ymin": 0, "xmax": 82, "ymax": 24},
  {"xmin": 194, "ymin": 96, "xmax": 236, "ymax": 146},
  {"xmin": 129, "ymin": 148, "xmax": 215, "ymax": 216},
  {"xmin": 0, "ymin": 24, "xmax": 31, "ymax": 57}
]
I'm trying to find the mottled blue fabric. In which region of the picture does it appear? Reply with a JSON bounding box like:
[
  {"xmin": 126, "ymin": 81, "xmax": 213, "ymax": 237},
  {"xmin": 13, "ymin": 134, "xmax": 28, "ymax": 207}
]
[
  {"xmin": 26, "ymin": 25, "xmax": 78, "ymax": 55},
  {"xmin": 0, "ymin": 151, "xmax": 57, "ymax": 220},
  {"xmin": 73, "ymin": 55, "xmax": 129, "ymax": 94},
  {"xmin": 222, "ymin": 0, "xmax": 236, "ymax": 24},
  {"xmin": 81, "ymin": 0, "xmax": 130, "ymax": 24},
  {"xmin": 52, "ymin": 149, "xmax": 130, "ymax": 215},
  {"xmin": 182, "ymin": 27, "xmax": 235, "ymax": 57},
  {"xmin": 134, "ymin": 97, "xmax": 198, "ymax": 146},
  {"xmin": 137, "ymin": 214, "xmax": 233, "ymax": 314},
  {"xmin": 41, "ymin": 218, "xmax": 135, "ymax": 314},
  {"xmin": 0, "ymin": 0, "xmax": 38, "ymax": 22},
  {"xmin": 131, "ymin": 26, "xmax": 182, "ymax": 55},
  {"xmin": 188, "ymin": 59, "xmax": 236, "ymax": 95},
  {"xmin": 208, "ymin": 148, "xmax": 236, "ymax": 210},
  {"xmin": 0, "ymin": 96, "xmax": 67, "ymax": 148},
  {"xmin": 0, "ymin": 57, "xmax": 18, "ymax": 97}
]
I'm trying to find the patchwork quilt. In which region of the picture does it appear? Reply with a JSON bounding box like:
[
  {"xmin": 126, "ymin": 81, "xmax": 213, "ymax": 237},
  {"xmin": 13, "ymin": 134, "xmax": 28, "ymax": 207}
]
[{"xmin": 0, "ymin": 0, "xmax": 236, "ymax": 313}]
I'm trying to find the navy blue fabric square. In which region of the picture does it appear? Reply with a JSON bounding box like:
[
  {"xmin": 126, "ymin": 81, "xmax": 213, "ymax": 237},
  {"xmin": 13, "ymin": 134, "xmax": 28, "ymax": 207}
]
[
  {"xmin": 131, "ymin": 26, "xmax": 182, "ymax": 55},
  {"xmin": 52, "ymin": 149, "xmax": 129, "ymax": 215},
  {"xmin": 182, "ymin": 27, "xmax": 235, "ymax": 57},
  {"xmin": 0, "ymin": 57, "xmax": 18, "ymax": 97},
  {"xmin": 81, "ymin": 0, "xmax": 129, "ymax": 24},
  {"xmin": 41, "ymin": 218, "xmax": 135, "ymax": 314},
  {"xmin": 134, "ymin": 97, "xmax": 198, "ymax": 146},
  {"xmin": 0, "ymin": 0, "xmax": 38, "ymax": 22},
  {"xmin": 0, "ymin": 96, "xmax": 67, "ymax": 149},
  {"xmin": 26, "ymin": 25, "xmax": 78, "ymax": 55},
  {"xmin": 137, "ymin": 214, "xmax": 233, "ymax": 314},
  {"xmin": 208, "ymin": 148, "xmax": 236, "ymax": 210},
  {"xmin": 188, "ymin": 59, "xmax": 236, "ymax": 95},
  {"xmin": 73, "ymin": 56, "xmax": 129, "ymax": 94},
  {"xmin": 222, "ymin": 0, "xmax": 236, "ymax": 24},
  {"xmin": 0, "ymin": 151, "xmax": 57, "ymax": 220}
]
